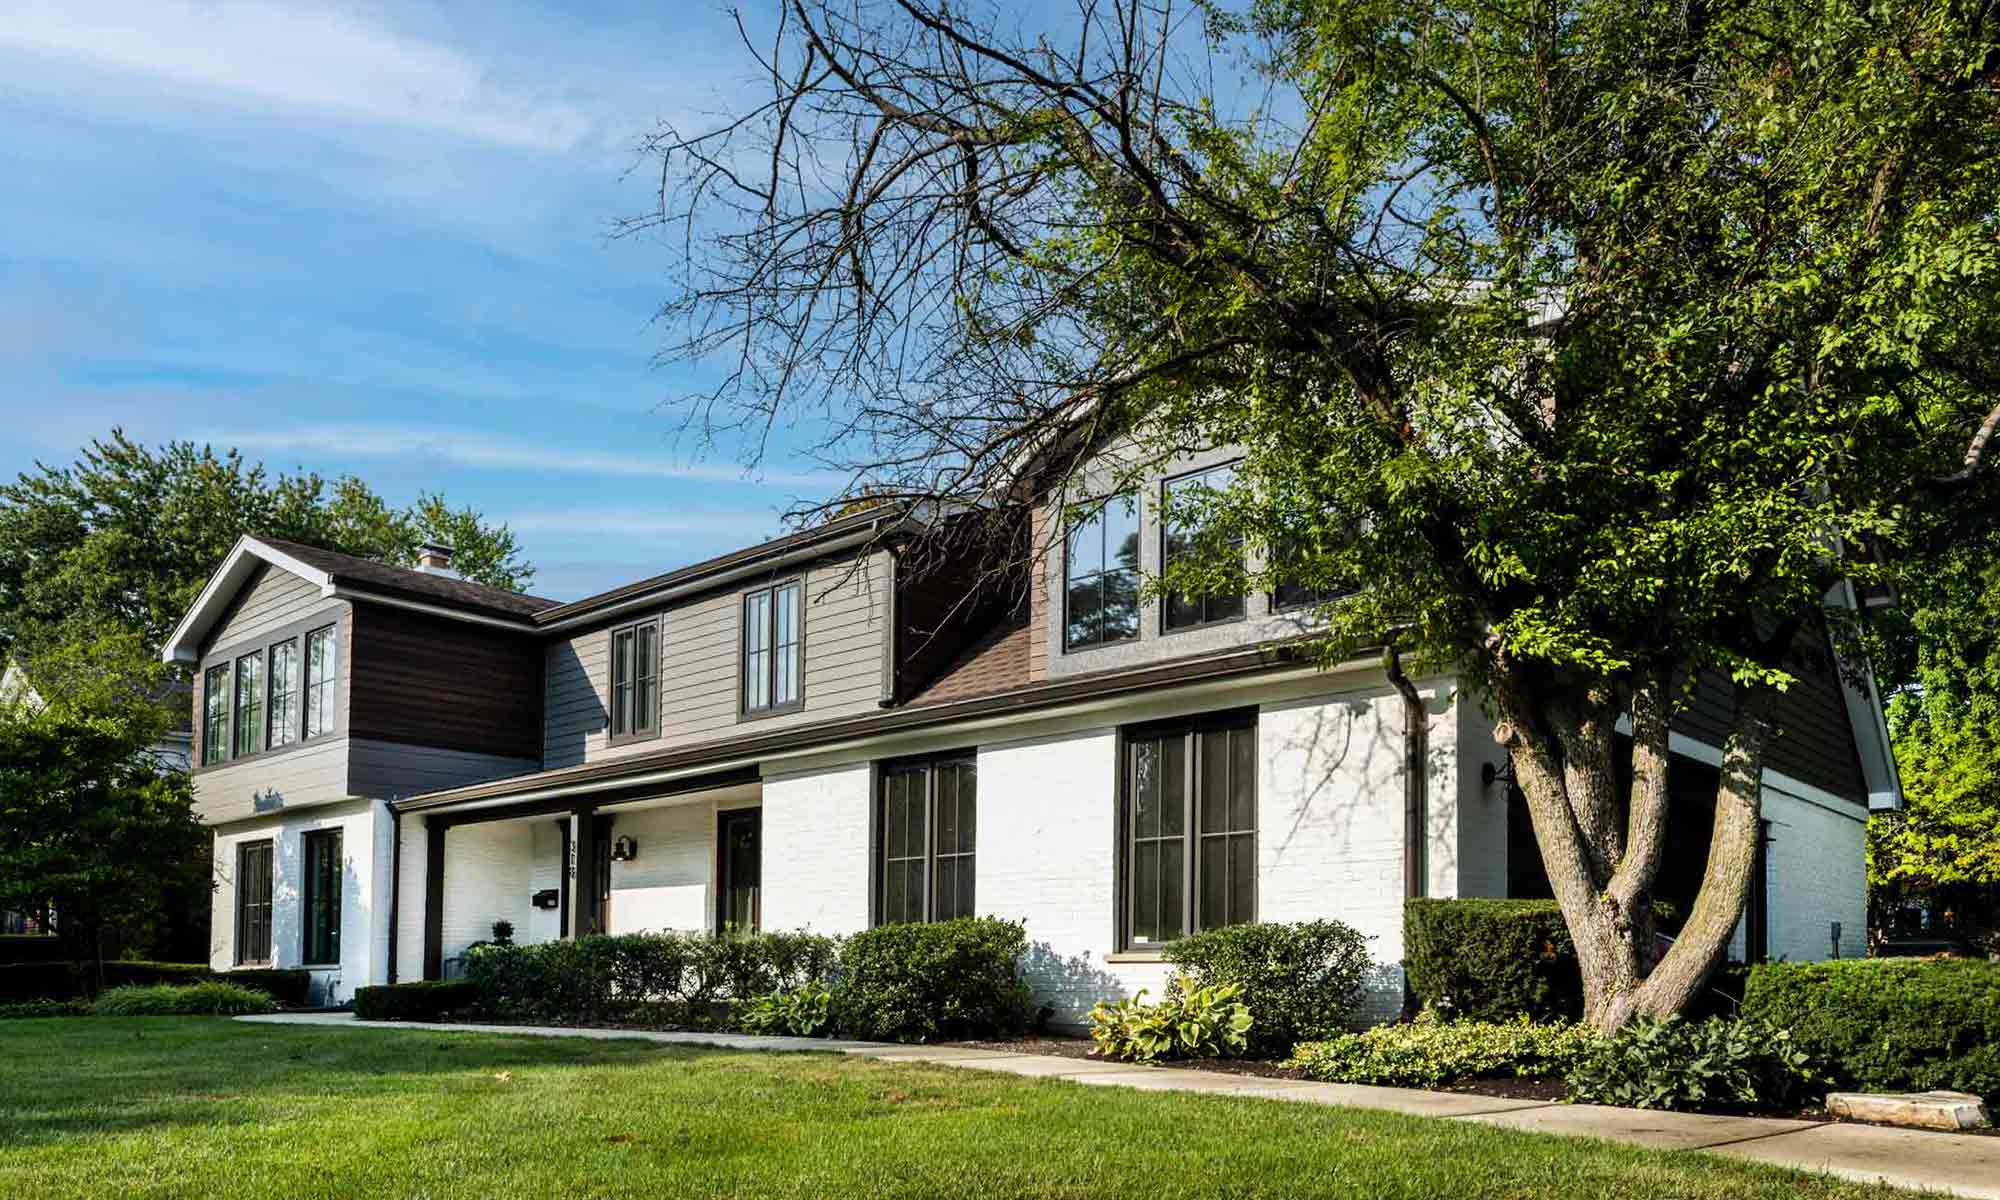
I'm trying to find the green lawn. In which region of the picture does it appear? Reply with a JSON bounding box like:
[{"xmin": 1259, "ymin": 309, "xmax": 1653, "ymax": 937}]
[{"xmin": 0, "ymin": 1018, "xmax": 1928, "ymax": 1200}]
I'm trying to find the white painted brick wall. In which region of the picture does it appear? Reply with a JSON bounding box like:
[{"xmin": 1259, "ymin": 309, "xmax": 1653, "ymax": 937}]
[
  {"xmin": 439, "ymin": 821, "xmax": 535, "ymax": 963},
  {"xmin": 761, "ymin": 764, "xmax": 873, "ymax": 933},
  {"xmin": 1762, "ymin": 786, "xmax": 1867, "ymax": 963}
]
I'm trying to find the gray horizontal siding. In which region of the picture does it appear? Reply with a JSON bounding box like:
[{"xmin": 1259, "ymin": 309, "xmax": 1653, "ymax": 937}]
[
  {"xmin": 348, "ymin": 738, "xmax": 540, "ymax": 800},
  {"xmin": 193, "ymin": 736, "xmax": 350, "ymax": 826},
  {"xmin": 543, "ymin": 553, "xmax": 889, "ymax": 768},
  {"xmin": 208, "ymin": 565, "xmax": 337, "ymax": 654}
]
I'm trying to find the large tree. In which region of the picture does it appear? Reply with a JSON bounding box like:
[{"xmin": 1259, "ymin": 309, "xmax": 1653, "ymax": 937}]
[{"xmin": 631, "ymin": 0, "xmax": 2000, "ymax": 1028}]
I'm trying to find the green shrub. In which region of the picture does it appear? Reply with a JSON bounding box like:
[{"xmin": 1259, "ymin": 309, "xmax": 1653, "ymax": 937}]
[
  {"xmin": 1566, "ymin": 1017, "xmax": 1822, "ymax": 1111},
  {"xmin": 352, "ymin": 980, "xmax": 478, "ymax": 1022},
  {"xmin": 738, "ymin": 982, "xmax": 835, "ymax": 1038},
  {"xmin": 1287, "ymin": 1015, "xmax": 1597, "ymax": 1087},
  {"xmin": 831, "ymin": 917, "xmax": 1032, "ymax": 1042},
  {"xmin": 1404, "ymin": 899, "xmax": 1583, "ymax": 1022},
  {"xmin": 1090, "ymin": 979, "xmax": 1253, "ymax": 1062},
  {"xmin": 462, "ymin": 930, "xmax": 843, "ymax": 1026},
  {"xmin": 101, "ymin": 961, "xmax": 213, "ymax": 989},
  {"xmin": 1741, "ymin": 958, "xmax": 2000, "ymax": 1100},
  {"xmin": 92, "ymin": 982, "xmax": 277, "ymax": 1016},
  {"xmin": 0, "ymin": 961, "xmax": 79, "ymax": 1001},
  {"xmin": 0, "ymin": 936, "xmax": 62, "ymax": 966},
  {"xmin": 214, "ymin": 969, "xmax": 314, "ymax": 1008},
  {"xmin": 0, "ymin": 998, "xmax": 92, "ymax": 1019},
  {"xmin": 1165, "ymin": 920, "xmax": 1371, "ymax": 1056}
]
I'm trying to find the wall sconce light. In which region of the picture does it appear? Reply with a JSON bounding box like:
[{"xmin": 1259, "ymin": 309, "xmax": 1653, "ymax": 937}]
[
  {"xmin": 1480, "ymin": 759, "xmax": 1518, "ymax": 794},
  {"xmin": 611, "ymin": 835, "xmax": 639, "ymax": 862}
]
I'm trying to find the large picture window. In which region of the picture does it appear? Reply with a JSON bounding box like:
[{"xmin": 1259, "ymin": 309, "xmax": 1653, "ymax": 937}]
[
  {"xmin": 876, "ymin": 757, "xmax": 977, "ymax": 925},
  {"xmin": 235, "ymin": 839, "xmax": 274, "ymax": 965},
  {"xmin": 609, "ymin": 619, "xmax": 660, "ymax": 741},
  {"xmin": 1123, "ymin": 714, "xmax": 1257, "ymax": 949},
  {"xmin": 232, "ymin": 652, "xmax": 264, "ymax": 759},
  {"xmin": 302, "ymin": 829, "xmax": 342, "ymax": 965},
  {"xmin": 303, "ymin": 624, "xmax": 336, "ymax": 740},
  {"xmin": 1272, "ymin": 536, "xmax": 1353, "ymax": 611},
  {"xmin": 267, "ymin": 639, "xmax": 300, "ymax": 749},
  {"xmin": 202, "ymin": 664, "xmax": 230, "ymax": 766},
  {"xmin": 742, "ymin": 581, "xmax": 803, "ymax": 715},
  {"xmin": 1063, "ymin": 492, "xmax": 1141, "ymax": 650},
  {"xmin": 1161, "ymin": 464, "xmax": 1245, "ymax": 632}
]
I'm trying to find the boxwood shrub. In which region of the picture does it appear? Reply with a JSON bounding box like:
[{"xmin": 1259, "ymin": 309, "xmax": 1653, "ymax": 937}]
[
  {"xmin": 214, "ymin": 968, "xmax": 314, "ymax": 1008},
  {"xmin": 1165, "ymin": 920, "xmax": 1371, "ymax": 1056},
  {"xmin": 1741, "ymin": 958, "xmax": 2000, "ymax": 1101},
  {"xmin": 831, "ymin": 916, "xmax": 1033, "ymax": 1042},
  {"xmin": 1404, "ymin": 899, "xmax": 1581, "ymax": 1021},
  {"xmin": 462, "ymin": 930, "xmax": 842, "ymax": 1026},
  {"xmin": 1288, "ymin": 1016, "xmax": 1597, "ymax": 1087},
  {"xmin": 353, "ymin": 980, "xmax": 478, "ymax": 1022}
]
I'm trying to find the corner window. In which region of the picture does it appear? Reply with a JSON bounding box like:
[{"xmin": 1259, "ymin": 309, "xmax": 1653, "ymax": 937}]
[
  {"xmin": 1272, "ymin": 537, "xmax": 1352, "ymax": 611},
  {"xmin": 609, "ymin": 619, "xmax": 660, "ymax": 741},
  {"xmin": 202, "ymin": 664, "xmax": 230, "ymax": 766},
  {"xmin": 876, "ymin": 757, "xmax": 976, "ymax": 925},
  {"xmin": 742, "ymin": 581, "xmax": 803, "ymax": 715},
  {"xmin": 302, "ymin": 829, "xmax": 342, "ymax": 965},
  {"xmin": 303, "ymin": 624, "xmax": 336, "ymax": 740},
  {"xmin": 1063, "ymin": 492, "xmax": 1141, "ymax": 650},
  {"xmin": 1161, "ymin": 464, "xmax": 1245, "ymax": 632},
  {"xmin": 1122, "ymin": 714, "xmax": 1257, "ymax": 949},
  {"xmin": 235, "ymin": 839, "xmax": 274, "ymax": 965},
  {"xmin": 232, "ymin": 652, "xmax": 264, "ymax": 759},
  {"xmin": 267, "ymin": 639, "xmax": 300, "ymax": 750}
]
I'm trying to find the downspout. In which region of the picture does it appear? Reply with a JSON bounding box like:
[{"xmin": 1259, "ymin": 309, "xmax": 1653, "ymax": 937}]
[
  {"xmin": 385, "ymin": 801, "xmax": 401, "ymax": 985},
  {"xmin": 1383, "ymin": 647, "xmax": 1428, "ymax": 900},
  {"xmin": 879, "ymin": 537, "xmax": 900, "ymax": 707}
]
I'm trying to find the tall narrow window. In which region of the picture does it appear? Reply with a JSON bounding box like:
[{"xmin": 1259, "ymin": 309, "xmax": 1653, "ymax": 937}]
[
  {"xmin": 1123, "ymin": 714, "xmax": 1256, "ymax": 949},
  {"xmin": 266, "ymin": 639, "xmax": 300, "ymax": 749},
  {"xmin": 302, "ymin": 624, "xmax": 336, "ymax": 740},
  {"xmin": 741, "ymin": 581, "xmax": 803, "ymax": 715},
  {"xmin": 301, "ymin": 829, "xmax": 342, "ymax": 965},
  {"xmin": 202, "ymin": 664, "xmax": 230, "ymax": 766},
  {"xmin": 609, "ymin": 619, "xmax": 660, "ymax": 741},
  {"xmin": 236, "ymin": 840, "xmax": 273, "ymax": 964},
  {"xmin": 1161, "ymin": 464, "xmax": 1245, "ymax": 631},
  {"xmin": 876, "ymin": 757, "xmax": 976, "ymax": 925},
  {"xmin": 233, "ymin": 652, "xmax": 264, "ymax": 759},
  {"xmin": 1063, "ymin": 492, "xmax": 1141, "ymax": 650}
]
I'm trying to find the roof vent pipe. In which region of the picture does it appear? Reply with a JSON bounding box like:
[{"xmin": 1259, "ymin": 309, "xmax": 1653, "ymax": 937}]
[{"xmin": 415, "ymin": 542, "xmax": 458, "ymax": 578}]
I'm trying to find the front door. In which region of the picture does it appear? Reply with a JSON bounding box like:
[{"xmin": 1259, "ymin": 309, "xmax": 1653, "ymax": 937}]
[{"xmin": 717, "ymin": 809, "xmax": 761, "ymax": 932}]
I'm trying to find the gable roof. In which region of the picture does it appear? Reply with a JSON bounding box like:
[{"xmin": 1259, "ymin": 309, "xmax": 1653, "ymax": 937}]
[{"xmin": 257, "ymin": 538, "xmax": 560, "ymax": 620}]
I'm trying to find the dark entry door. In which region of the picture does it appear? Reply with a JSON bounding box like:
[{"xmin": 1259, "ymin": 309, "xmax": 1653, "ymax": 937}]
[
  {"xmin": 593, "ymin": 815, "xmax": 614, "ymax": 934},
  {"xmin": 717, "ymin": 809, "xmax": 761, "ymax": 932}
]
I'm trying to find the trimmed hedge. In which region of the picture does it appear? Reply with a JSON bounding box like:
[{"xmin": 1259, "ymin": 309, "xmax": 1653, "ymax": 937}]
[
  {"xmin": 353, "ymin": 980, "xmax": 478, "ymax": 1022},
  {"xmin": 213, "ymin": 968, "xmax": 313, "ymax": 1008},
  {"xmin": 1742, "ymin": 958, "xmax": 2000, "ymax": 1101},
  {"xmin": 462, "ymin": 930, "xmax": 842, "ymax": 1026},
  {"xmin": 1165, "ymin": 920, "xmax": 1371, "ymax": 1056},
  {"xmin": 102, "ymin": 961, "xmax": 213, "ymax": 989},
  {"xmin": 0, "ymin": 998, "xmax": 91, "ymax": 1019},
  {"xmin": 0, "ymin": 935, "xmax": 61, "ymax": 966},
  {"xmin": 0, "ymin": 961, "xmax": 79, "ymax": 1001},
  {"xmin": 1289, "ymin": 1017, "xmax": 1597, "ymax": 1087},
  {"xmin": 92, "ymin": 982, "xmax": 277, "ymax": 1016},
  {"xmin": 832, "ymin": 916, "xmax": 1033, "ymax": 1043},
  {"xmin": 0, "ymin": 960, "xmax": 312, "ymax": 1006},
  {"xmin": 1405, "ymin": 899, "xmax": 1582, "ymax": 1021}
]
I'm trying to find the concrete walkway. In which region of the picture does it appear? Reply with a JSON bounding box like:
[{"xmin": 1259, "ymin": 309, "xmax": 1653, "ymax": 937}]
[{"xmin": 238, "ymin": 1013, "xmax": 1999, "ymax": 1198}]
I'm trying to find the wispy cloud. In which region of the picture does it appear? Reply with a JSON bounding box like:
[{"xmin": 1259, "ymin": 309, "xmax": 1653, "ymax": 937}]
[
  {"xmin": 2, "ymin": 1, "xmax": 594, "ymax": 151},
  {"xmin": 212, "ymin": 424, "xmax": 844, "ymax": 489}
]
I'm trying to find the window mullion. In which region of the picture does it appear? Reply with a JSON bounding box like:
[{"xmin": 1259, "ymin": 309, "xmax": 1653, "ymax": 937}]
[{"xmin": 1184, "ymin": 729, "xmax": 1198, "ymax": 935}]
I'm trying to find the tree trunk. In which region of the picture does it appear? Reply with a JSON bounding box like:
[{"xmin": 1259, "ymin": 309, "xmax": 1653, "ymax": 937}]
[{"xmin": 1489, "ymin": 651, "xmax": 1777, "ymax": 1033}]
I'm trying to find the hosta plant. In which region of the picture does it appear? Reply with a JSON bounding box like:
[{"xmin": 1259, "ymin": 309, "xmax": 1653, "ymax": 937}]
[
  {"xmin": 1089, "ymin": 979, "xmax": 1253, "ymax": 1063},
  {"xmin": 737, "ymin": 982, "xmax": 834, "ymax": 1038}
]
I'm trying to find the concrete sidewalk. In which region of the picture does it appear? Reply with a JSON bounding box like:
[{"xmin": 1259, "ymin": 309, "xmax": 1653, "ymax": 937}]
[{"xmin": 239, "ymin": 1013, "xmax": 1999, "ymax": 1198}]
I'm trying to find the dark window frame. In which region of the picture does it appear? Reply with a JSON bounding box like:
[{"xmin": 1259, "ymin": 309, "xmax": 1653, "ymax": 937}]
[
  {"xmin": 201, "ymin": 663, "xmax": 231, "ymax": 766},
  {"xmin": 232, "ymin": 651, "xmax": 265, "ymax": 759},
  {"xmin": 195, "ymin": 614, "xmax": 341, "ymax": 774},
  {"xmin": 1117, "ymin": 710, "xmax": 1258, "ymax": 952},
  {"xmin": 1160, "ymin": 463, "xmax": 1247, "ymax": 634},
  {"xmin": 235, "ymin": 839, "xmax": 274, "ymax": 966},
  {"xmin": 301, "ymin": 622, "xmax": 337, "ymax": 743},
  {"xmin": 266, "ymin": 636, "xmax": 302, "ymax": 751},
  {"xmin": 872, "ymin": 755, "xmax": 978, "ymax": 926},
  {"xmin": 607, "ymin": 617, "xmax": 662, "ymax": 745},
  {"xmin": 739, "ymin": 579, "xmax": 805, "ymax": 719},
  {"xmin": 1270, "ymin": 539, "xmax": 1355, "ymax": 613},
  {"xmin": 301, "ymin": 828, "xmax": 342, "ymax": 966},
  {"xmin": 1061, "ymin": 490, "xmax": 1143, "ymax": 652}
]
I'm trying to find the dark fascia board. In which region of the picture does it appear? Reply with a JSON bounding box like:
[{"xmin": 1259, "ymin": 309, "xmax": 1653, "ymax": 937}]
[{"xmin": 395, "ymin": 637, "xmax": 1341, "ymax": 815}]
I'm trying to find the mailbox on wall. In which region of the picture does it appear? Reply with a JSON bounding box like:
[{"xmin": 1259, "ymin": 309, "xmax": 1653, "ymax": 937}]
[{"xmin": 531, "ymin": 888, "xmax": 561, "ymax": 910}]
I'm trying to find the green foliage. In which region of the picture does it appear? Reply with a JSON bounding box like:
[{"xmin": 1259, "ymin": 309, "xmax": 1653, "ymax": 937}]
[
  {"xmin": 737, "ymin": 982, "xmax": 835, "ymax": 1038},
  {"xmin": 462, "ymin": 931, "xmax": 842, "ymax": 1027},
  {"xmin": 830, "ymin": 917, "xmax": 1033, "ymax": 1043},
  {"xmin": 1164, "ymin": 920, "xmax": 1371, "ymax": 1056},
  {"xmin": 1565, "ymin": 1017, "xmax": 1823, "ymax": 1112},
  {"xmin": 1404, "ymin": 900, "xmax": 1581, "ymax": 1022},
  {"xmin": 92, "ymin": 982, "xmax": 276, "ymax": 1017},
  {"xmin": 1741, "ymin": 958, "xmax": 2000, "ymax": 1101},
  {"xmin": 0, "ymin": 962, "xmax": 79, "ymax": 1001},
  {"xmin": 0, "ymin": 998, "xmax": 91, "ymax": 1019},
  {"xmin": 352, "ymin": 981, "xmax": 478, "ymax": 1023},
  {"xmin": 1089, "ymin": 979, "xmax": 1254, "ymax": 1063},
  {"xmin": 1287, "ymin": 1015, "xmax": 1598, "ymax": 1087},
  {"xmin": 215, "ymin": 969, "xmax": 314, "ymax": 1009}
]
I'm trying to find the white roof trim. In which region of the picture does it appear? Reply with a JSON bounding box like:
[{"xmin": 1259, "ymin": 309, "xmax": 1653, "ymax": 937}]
[
  {"xmin": 1824, "ymin": 579, "xmax": 1904, "ymax": 810},
  {"xmin": 158, "ymin": 536, "xmax": 333, "ymax": 664}
]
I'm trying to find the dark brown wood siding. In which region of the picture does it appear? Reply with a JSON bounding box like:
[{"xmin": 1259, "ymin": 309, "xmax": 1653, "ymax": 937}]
[
  {"xmin": 346, "ymin": 602, "xmax": 544, "ymax": 759},
  {"xmin": 1670, "ymin": 625, "xmax": 1866, "ymax": 803},
  {"xmin": 892, "ymin": 532, "xmax": 1026, "ymax": 704}
]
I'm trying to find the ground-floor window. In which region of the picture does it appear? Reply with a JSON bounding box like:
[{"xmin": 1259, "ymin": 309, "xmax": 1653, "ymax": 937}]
[
  {"xmin": 235, "ymin": 840, "xmax": 274, "ymax": 964},
  {"xmin": 1121, "ymin": 712, "xmax": 1257, "ymax": 950},
  {"xmin": 875, "ymin": 756, "xmax": 976, "ymax": 925},
  {"xmin": 301, "ymin": 828, "xmax": 342, "ymax": 965}
]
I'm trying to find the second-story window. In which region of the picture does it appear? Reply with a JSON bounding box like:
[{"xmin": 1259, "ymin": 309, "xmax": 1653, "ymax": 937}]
[
  {"xmin": 742, "ymin": 581, "xmax": 803, "ymax": 715},
  {"xmin": 232, "ymin": 652, "xmax": 264, "ymax": 758},
  {"xmin": 267, "ymin": 639, "xmax": 300, "ymax": 749},
  {"xmin": 1063, "ymin": 492, "xmax": 1141, "ymax": 650},
  {"xmin": 1272, "ymin": 536, "xmax": 1352, "ymax": 611},
  {"xmin": 303, "ymin": 624, "xmax": 336, "ymax": 740},
  {"xmin": 202, "ymin": 664, "xmax": 230, "ymax": 766},
  {"xmin": 1161, "ymin": 464, "xmax": 1245, "ymax": 632},
  {"xmin": 609, "ymin": 618, "xmax": 660, "ymax": 741}
]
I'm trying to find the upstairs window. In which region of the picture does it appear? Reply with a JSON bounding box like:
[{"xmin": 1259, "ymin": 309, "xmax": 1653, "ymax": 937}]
[
  {"xmin": 1271, "ymin": 536, "xmax": 1353, "ymax": 611},
  {"xmin": 1063, "ymin": 492, "xmax": 1141, "ymax": 650},
  {"xmin": 267, "ymin": 639, "xmax": 300, "ymax": 750},
  {"xmin": 303, "ymin": 624, "xmax": 336, "ymax": 740},
  {"xmin": 202, "ymin": 664, "xmax": 230, "ymax": 766},
  {"xmin": 1161, "ymin": 464, "xmax": 1245, "ymax": 632},
  {"xmin": 742, "ymin": 581, "xmax": 803, "ymax": 716},
  {"xmin": 610, "ymin": 618, "xmax": 661, "ymax": 742},
  {"xmin": 1123, "ymin": 714, "xmax": 1257, "ymax": 949},
  {"xmin": 876, "ymin": 756, "xmax": 977, "ymax": 925},
  {"xmin": 232, "ymin": 652, "xmax": 264, "ymax": 759}
]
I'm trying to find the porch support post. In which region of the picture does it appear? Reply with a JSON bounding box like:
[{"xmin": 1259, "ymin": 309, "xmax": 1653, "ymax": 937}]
[
  {"xmin": 422, "ymin": 815, "xmax": 446, "ymax": 980},
  {"xmin": 570, "ymin": 803, "xmax": 600, "ymax": 938}
]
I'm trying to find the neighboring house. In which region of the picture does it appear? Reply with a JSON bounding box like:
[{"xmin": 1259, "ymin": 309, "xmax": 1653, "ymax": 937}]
[{"xmin": 159, "ymin": 453, "xmax": 1902, "ymax": 1016}]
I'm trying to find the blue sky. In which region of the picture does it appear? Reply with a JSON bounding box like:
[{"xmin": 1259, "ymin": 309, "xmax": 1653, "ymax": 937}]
[{"xmin": 0, "ymin": 0, "xmax": 843, "ymax": 602}]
